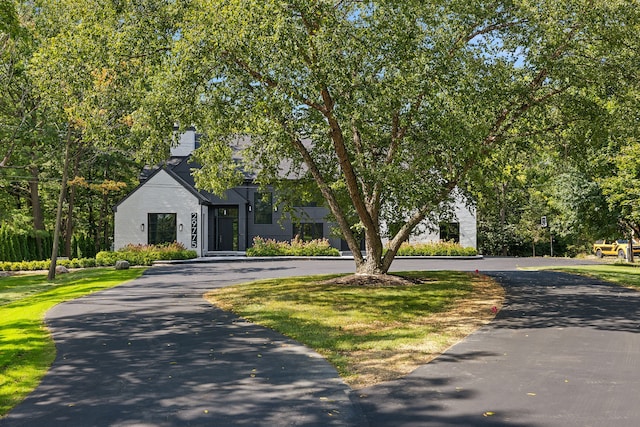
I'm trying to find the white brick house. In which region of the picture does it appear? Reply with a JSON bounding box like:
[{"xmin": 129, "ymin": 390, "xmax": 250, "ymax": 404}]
[{"xmin": 113, "ymin": 130, "xmax": 477, "ymax": 255}]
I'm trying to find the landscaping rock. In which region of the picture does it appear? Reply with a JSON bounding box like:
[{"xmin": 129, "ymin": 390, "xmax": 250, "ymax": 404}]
[
  {"xmin": 115, "ymin": 260, "xmax": 130, "ymax": 270},
  {"xmin": 55, "ymin": 265, "xmax": 70, "ymax": 274},
  {"xmin": 0, "ymin": 271, "xmax": 10, "ymax": 277}
]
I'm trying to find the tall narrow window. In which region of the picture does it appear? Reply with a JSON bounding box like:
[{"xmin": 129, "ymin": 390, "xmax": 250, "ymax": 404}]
[
  {"xmin": 292, "ymin": 223, "xmax": 324, "ymax": 241},
  {"xmin": 148, "ymin": 213, "xmax": 177, "ymax": 245},
  {"xmin": 254, "ymin": 192, "xmax": 273, "ymax": 224},
  {"xmin": 439, "ymin": 222, "xmax": 460, "ymax": 243}
]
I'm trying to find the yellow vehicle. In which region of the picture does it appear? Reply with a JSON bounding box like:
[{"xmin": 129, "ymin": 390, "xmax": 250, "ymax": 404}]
[{"xmin": 593, "ymin": 239, "xmax": 640, "ymax": 259}]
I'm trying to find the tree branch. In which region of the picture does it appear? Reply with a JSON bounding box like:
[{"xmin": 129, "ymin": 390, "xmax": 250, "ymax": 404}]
[
  {"xmin": 227, "ymin": 54, "xmax": 327, "ymax": 113},
  {"xmin": 449, "ymin": 18, "xmax": 526, "ymax": 57}
]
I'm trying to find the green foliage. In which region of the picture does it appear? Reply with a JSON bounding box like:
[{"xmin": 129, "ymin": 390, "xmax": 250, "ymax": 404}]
[
  {"xmin": 137, "ymin": 0, "xmax": 640, "ymax": 273},
  {"xmin": 70, "ymin": 233, "xmax": 98, "ymax": 259},
  {"xmin": 0, "ymin": 227, "xmax": 56, "ymax": 262},
  {"xmin": 96, "ymin": 242, "xmax": 198, "ymax": 266},
  {"xmin": 0, "ymin": 258, "xmax": 98, "ymax": 272},
  {"xmin": 246, "ymin": 237, "xmax": 339, "ymax": 257},
  {"xmin": 600, "ymin": 140, "xmax": 640, "ymax": 236},
  {"xmin": 395, "ymin": 242, "xmax": 478, "ymax": 257}
]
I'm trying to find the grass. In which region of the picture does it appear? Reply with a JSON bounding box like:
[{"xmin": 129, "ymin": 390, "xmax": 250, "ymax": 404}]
[
  {"xmin": 533, "ymin": 263, "xmax": 640, "ymax": 289},
  {"xmin": 206, "ymin": 271, "xmax": 503, "ymax": 388},
  {"xmin": 0, "ymin": 268, "xmax": 145, "ymax": 416}
]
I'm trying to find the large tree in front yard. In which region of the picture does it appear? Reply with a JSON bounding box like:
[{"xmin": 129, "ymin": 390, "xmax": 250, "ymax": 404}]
[{"xmin": 137, "ymin": 0, "xmax": 639, "ymax": 275}]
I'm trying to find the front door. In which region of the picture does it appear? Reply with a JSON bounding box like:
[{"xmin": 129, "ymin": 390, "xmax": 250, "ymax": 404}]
[{"xmin": 208, "ymin": 207, "xmax": 239, "ymax": 251}]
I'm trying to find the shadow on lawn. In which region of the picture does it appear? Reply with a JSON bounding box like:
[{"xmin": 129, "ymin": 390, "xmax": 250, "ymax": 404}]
[
  {"xmin": 0, "ymin": 271, "xmax": 362, "ymax": 427},
  {"xmin": 5, "ymin": 266, "xmax": 635, "ymax": 427}
]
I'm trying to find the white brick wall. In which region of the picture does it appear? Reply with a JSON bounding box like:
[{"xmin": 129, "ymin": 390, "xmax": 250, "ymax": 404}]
[{"xmin": 114, "ymin": 170, "xmax": 204, "ymax": 254}]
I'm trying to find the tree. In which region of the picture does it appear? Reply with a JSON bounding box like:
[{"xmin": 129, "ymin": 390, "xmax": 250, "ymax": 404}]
[
  {"xmin": 597, "ymin": 76, "xmax": 640, "ymax": 238},
  {"xmin": 0, "ymin": 1, "xmax": 58, "ymax": 259},
  {"xmin": 0, "ymin": 0, "xmax": 19, "ymax": 39},
  {"xmin": 26, "ymin": 0, "xmax": 138, "ymax": 277},
  {"xmin": 17, "ymin": 0, "xmax": 182, "ymax": 277},
  {"xmin": 134, "ymin": 0, "xmax": 639, "ymax": 275}
]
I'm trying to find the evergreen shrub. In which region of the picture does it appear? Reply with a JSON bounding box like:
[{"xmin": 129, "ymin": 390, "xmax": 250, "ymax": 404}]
[
  {"xmin": 0, "ymin": 227, "xmax": 56, "ymax": 262},
  {"xmin": 0, "ymin": 258, "xmax": 97, "ymax": 272}
]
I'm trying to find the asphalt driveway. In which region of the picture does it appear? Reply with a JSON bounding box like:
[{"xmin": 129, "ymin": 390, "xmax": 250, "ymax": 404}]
[{"xmin": 2, "ymin": 257, "xmax": 640, "ymax": 426}]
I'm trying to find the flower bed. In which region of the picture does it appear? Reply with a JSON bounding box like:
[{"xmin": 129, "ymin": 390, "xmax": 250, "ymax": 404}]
[
  {"xmin": 246, "ymin": 237, "xmax": 340, "ymax": 257},
  {"xmin": 96, "ymin": 242, "xmax": 198, "ymax": 266},
  {"xmin": 395, "ymin": 241, "xmax": 477, "ymax": 257}
]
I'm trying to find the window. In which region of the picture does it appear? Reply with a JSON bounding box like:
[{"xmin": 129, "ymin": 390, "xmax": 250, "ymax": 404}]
[
  {"xmin": 292, "ymin": 223, "xmax": 324, "ymax": 241},
  {"xmin": 439, "ymin": 222, "xmax": 460, "ymax": 243},
  {"xmin": 254, "ymin": 192, "xmax": 273, "ymax": 224},
  {"xmin": 148, "ymin": 213, "xmax": 176, "ymax": 245}
]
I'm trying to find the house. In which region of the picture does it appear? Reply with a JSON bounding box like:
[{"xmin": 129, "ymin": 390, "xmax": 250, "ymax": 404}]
[{"xmin": 113, "ymin": 130, "xmax": 477, "ymax": 255}]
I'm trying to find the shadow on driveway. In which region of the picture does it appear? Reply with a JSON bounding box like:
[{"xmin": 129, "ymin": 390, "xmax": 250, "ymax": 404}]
[
  {"xmin": 356, "ymin": 271, "xmax": 640, "ymax": 426},
  {"xmin": 3, "ymin": 262, "xmax": 640, "ymax": 426}
]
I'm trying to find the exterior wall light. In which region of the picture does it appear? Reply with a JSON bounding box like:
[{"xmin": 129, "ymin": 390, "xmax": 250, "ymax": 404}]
[{"xmin": 140, "ymin": 224, "xmax": 145, "ymax": 232}]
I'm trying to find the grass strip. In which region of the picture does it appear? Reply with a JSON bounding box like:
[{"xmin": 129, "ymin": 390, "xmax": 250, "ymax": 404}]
[
  {"xmin": 0, "ymin": 268, "xmax": 145, "ymax": 416},
  {"xmin": 206, "ymin": 271, "xmax": 503, "ymax": 388}
]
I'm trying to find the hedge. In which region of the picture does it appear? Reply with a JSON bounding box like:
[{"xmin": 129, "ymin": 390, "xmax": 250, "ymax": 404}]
[
  {"xmin": 0, "ymin": 227, "xmax": 55, "ymax": 262},
  {"xmin": 0, "ymin": 258, "xmax": 97, "ymax": 272},
  {"xmin": 0, "ymin": 243, "xmax": 198, "ymax": 272},
  {"xmin": 0, "ymin": 227, "xmax": 102, "ymax": 262}
]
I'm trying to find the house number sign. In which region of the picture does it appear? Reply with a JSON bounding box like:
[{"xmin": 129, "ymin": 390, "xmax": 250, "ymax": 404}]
[{"xmin": 191, "ymin": 213, "xmax": 198, "ymax": 248}]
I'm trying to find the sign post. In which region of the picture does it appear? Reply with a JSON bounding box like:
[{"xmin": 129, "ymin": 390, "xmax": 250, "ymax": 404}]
[{"xmin": 541, "ymin": 216, "xmax": 552, "ymax": 257}]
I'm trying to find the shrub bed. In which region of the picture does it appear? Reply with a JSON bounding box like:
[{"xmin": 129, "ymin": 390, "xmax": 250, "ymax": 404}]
[
  {"xmin": 246, "ymin": 237, "xmax": 340, "ymax": 257},
  {"xmin": 0, "ymin": 243, "xmax": 197, "ymax": 272},
  {"xmin": 96, "ymin": 243, "xmax": 198, "ymax": 266},
  {"xmin": 395, "ymin": 241, "xmax": 478, "ymax": 257},
  {"xmin": 0, "ymin": 258, "xmax": 97, "ymax": 272}
]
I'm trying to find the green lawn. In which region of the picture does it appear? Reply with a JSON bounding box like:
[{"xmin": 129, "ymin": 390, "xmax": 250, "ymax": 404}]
[
  {"xmin": 0, "ymin": 268, "xmax": 145, "ymax": 416},
  {"xmin": 206, "ymin": 271, "xmax": 503, "ymax": 388}
]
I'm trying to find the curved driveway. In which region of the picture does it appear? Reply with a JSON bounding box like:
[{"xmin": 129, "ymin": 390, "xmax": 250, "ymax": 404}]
[{"xmin": 2, "ymin": 257, "xmax": 640, "ymax": 426}]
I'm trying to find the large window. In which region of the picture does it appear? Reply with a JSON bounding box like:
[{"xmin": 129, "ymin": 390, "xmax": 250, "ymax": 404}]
[
  {"xmin": 254, "ymin": 192, "xmax": 273, "ymax": 224},
  {"xmin": 439, "ymin": 222, "xmax": 460, "ymax": 243},
  {"xmin": 148, "ymin": 213, "xmax": 176, "ymax": 245},
  {"xmin": 292, "ymin": 223, "xmax": 324, "ymax": 241}
]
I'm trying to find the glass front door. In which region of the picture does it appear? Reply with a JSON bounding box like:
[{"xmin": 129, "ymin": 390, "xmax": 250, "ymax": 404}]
[{"xmin": 208, "ymin": 207, "xmax": 238, "ymax": 251}]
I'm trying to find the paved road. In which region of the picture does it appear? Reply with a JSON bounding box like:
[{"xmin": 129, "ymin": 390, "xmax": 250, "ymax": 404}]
[{"xmin": 2, "ymin": 257, "xmax": 640, "ymax": 426}]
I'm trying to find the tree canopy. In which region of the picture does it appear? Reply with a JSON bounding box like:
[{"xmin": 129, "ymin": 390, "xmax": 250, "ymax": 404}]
[
  {"xmin": 2, "ymin": 0, "xmax": 639, "ymax": 269},
  {"xmin": 133, "ymin": 0, "xmax": 640, "ymax": 274}
]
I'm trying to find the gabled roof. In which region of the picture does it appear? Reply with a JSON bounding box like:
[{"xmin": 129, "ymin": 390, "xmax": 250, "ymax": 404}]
[
  {"xmin": 113, "ymin": 164, "xmax": 210, "ymax": 212},
  {"xmin": 116, "ymin": 133, "xmax": 312, "ymax": 212}
]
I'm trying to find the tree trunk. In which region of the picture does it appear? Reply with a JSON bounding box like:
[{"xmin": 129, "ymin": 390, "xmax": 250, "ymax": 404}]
[
  {"xmin": 48, "ymin": 131, "xmax": 72, "ymax": 281},
  {"xmin": 100, "ymin": 191, "xmax": 109, "ymax": 252},
  {"xmin": 288, "ymin": 134, "xmax": 365, "ymax": 266},
  {"xmin": 64, "ymin": 151, "xmax": 81, "ymax": 257},
  {"xmin": 355, "ymin": 231, "xmax": 385, "ymax": 275},
  {"xmin": 500, "ymin": 183, "xmax": 508, "ymax": 256},
  {"xmin": 28, "ymin": 164, "xmax": 45, "ymax": 259}
]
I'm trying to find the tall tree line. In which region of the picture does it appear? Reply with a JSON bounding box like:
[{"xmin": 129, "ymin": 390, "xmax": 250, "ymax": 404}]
[
  {"xmin": 1, "ymin": 0, "xmax": 639, "ymax": 271},
  {"xmin": 0, "ymin": 0, "xmax": 170, "ymax": 272}
]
